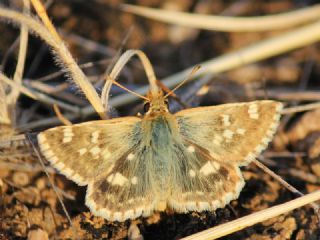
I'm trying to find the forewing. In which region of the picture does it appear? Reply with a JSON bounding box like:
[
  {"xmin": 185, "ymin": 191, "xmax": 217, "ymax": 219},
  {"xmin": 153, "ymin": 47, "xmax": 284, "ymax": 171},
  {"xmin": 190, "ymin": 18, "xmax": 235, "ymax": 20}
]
[
  {"xmin": 37, "ymin": 117, "xmax": 141, "ymax": 186},
  {"xmin": 175, "ymin": 100, "xmax": 282, "ymax": 166}
]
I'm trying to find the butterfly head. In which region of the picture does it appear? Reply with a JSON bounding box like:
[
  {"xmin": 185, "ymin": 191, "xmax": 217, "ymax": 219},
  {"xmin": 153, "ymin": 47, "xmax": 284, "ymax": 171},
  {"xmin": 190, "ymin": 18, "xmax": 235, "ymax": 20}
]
[{"xmin": 144, "ymin": 90, "xmax": 169, "ymax": 116}]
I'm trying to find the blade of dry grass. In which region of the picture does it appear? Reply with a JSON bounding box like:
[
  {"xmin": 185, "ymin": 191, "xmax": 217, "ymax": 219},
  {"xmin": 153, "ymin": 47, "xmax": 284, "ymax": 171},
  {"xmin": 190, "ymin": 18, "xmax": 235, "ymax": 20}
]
[
  {"xmin": 121, "ymin": 4, "xmax": 320, "ymax": 32},
  {"xmin": 6, "ymin": 0, "xmax": 29, "ymax": 106},
  {"xmin": 181, "ymin": 190, "xmax": 320, "ymax": 240},
  {"xmin": 30, "ymin": 0, "xmax": 62, "ymax": 42}
]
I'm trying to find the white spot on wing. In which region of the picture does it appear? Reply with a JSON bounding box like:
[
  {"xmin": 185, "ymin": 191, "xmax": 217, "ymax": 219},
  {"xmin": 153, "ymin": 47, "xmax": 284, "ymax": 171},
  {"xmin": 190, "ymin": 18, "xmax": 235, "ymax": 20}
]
[
  {"xmin": 91, "ymin": 131, "xmax": 100, "ymax": 143},
  {"xmin": 221, "ymin": 114, "xmax": 231, "ymax": 126},
  {"xmin": 250, "ymin": 113, "xmax": 259, "ymax": 119},
  {"xmin": 78, "ymin": 148, "xmax": 87, "ymax": 156},
  {"xmin": 189, "ymin": 169, "xmax": 196, "ymax": 177},
  {"xmin": 187, "ymin": 145, "xmax": 195, "ymax": 153},
  {"xmin": 63, "ymin": 128, "xmax": 74, "ymax": 143},
  {"xmin": 200, "ymin": 161, "xmax": 216, "ymax": 176},
  {"xmin": 223, "ymin": 129, "xmax": 234, "ymax": 140},
  {"xmin": 248, "ymin": 103, "xmax": 259, "ymax": 119},
  {"xmin": 131, "ymin": 176, "xmax": 138, "ymax": 185},
  {"xmin": 111, "ymin": 173, "xmax": 128, "ymax": 186},
  {"xmin": 236, "ymin": 128, "xmax": 246, "ymax": 135},
  {"xmin": 90, "ymin": 146, "xmax": 101, "ymax": 155},
  {"xmin": 127, "ymin": 153, "xmax": 135, "ymax": 161}
]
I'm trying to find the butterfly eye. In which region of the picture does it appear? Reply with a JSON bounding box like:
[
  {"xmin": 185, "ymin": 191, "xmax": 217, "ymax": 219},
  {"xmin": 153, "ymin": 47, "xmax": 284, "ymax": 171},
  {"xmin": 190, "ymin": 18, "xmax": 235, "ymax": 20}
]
[
  {"xmin": 164, "ymin": 99, "xmax": 169, "ymax": 107},
  {"xmin": 143, "ymin": 102, "xmax": 150, "ymax": 112}
]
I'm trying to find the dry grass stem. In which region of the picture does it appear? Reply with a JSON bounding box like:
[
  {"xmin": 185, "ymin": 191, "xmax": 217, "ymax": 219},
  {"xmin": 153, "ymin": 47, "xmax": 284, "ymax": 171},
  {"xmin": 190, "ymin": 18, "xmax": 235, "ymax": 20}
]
[
  {"xmin": 101, "ymin": 49, "xmax": 157, "ymax": 110},
  {"xmin": 181, "ymin": 190, "xmax": 320, "ymax": 240},
  {"xmin": 281, "ymin": 101, "xmax": 320, "ymax": 114},
  {"xmin": 30, "ymin": 0, "xmax": 62, "ymax": 42},
  {"xmin": 122, "ymin": 4, "xmax": 320, "ymax": 32},
  {"xmin": 6, "ymin": 0, "xmax": 29, "ymax": 106}
]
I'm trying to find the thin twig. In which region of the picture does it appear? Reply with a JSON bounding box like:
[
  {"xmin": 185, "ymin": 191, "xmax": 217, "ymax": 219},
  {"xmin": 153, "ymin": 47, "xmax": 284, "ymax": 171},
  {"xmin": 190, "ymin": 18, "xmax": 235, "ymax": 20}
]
[
  {"xmin": 181, "ymin": 190, "xmax": 320, "ymax": 240},
  {"xmin": 0, "ymin": 159, "xmax": 53, "ymax": 173},
  {"xmin": 53, "ymin": 104, "xmax": 72, "ymax": 126},
  {"xmin": 254, "ymin": 158, "xmax": 320, "ymax": 217},
  {"xmin": 0, "ymin": 72, "xmax": 82, "ymax": 113}
]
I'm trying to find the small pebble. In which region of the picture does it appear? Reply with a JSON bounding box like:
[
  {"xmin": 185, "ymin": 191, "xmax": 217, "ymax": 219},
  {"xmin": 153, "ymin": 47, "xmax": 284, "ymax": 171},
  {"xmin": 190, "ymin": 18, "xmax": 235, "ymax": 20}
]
[{"xmin": 12, "ymin": 172, "xmax": 29, "ymax": 186}]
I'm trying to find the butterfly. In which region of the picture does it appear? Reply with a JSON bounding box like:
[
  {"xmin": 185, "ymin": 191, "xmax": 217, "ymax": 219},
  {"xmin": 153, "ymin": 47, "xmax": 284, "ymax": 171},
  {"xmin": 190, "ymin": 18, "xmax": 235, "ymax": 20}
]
[{"xmin": 37, "ymin": 85, "xmax": 283, "ymax": 222}]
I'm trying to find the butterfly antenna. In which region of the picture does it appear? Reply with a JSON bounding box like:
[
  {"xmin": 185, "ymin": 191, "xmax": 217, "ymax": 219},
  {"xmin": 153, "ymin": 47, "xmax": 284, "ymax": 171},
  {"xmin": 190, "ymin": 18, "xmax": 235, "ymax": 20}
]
[
  {"xmin": 108, "ymin": 76, "xmax": 150, "ymax": 101},
  {"xmin": 164, "ymin": 65, "xmax": 201, "ymax": 98}
]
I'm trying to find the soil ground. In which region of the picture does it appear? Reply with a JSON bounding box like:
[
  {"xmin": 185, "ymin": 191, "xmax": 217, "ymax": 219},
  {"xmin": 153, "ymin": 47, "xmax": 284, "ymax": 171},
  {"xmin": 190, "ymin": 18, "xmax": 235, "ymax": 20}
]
[{"xmin": 1, "ymin": 1, "xmax": 320, "ymax": 239}]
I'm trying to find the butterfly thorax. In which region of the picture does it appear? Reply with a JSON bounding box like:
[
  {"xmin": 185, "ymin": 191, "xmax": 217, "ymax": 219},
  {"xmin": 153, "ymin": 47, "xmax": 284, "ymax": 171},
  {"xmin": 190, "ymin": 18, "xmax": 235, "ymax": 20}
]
[{"xmin": 141, "ymin": 92, "xmax": 181, "ymax": 201}]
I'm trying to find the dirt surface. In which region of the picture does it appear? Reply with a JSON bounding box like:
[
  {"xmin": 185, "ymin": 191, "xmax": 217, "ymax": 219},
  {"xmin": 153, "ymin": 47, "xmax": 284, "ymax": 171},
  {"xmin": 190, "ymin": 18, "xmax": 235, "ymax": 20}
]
[{"xmin": 1, "ymin": 1, "xmax": 320, "ymax": 239}]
